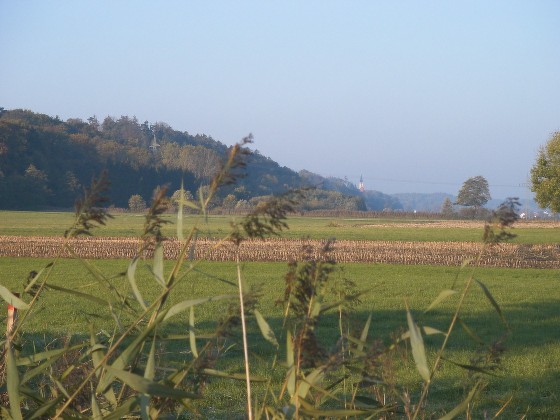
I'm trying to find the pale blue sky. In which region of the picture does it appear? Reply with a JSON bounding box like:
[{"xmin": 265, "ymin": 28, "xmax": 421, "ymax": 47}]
[{"xmin": 1, "ymin": 1, "xmax": 559, "ymax": 199}]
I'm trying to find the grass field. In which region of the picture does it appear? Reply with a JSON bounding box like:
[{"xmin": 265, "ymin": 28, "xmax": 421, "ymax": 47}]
[
  {"xmin": 0, "ymin": 210, "xmax": 558, "ymax": 243},
  {"xmin": 1, "ymin": 256, "xmax": 559, "ymax": 418},
  {"xmin": 0, "ymin": 209, "xmax": 559, "ymax": 417}
]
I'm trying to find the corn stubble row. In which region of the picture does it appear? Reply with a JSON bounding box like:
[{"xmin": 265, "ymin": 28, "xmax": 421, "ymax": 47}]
[{"xmin": 1, "ymin": 236, "xmax": 559, "ymax": 269}]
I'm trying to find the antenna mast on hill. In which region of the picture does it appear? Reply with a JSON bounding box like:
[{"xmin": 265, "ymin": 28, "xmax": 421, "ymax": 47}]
[
  {"xmin": 359, "ymin": 175, "xmax": 365, "ymax": 192},
  {"xmin": 149, "ymin": 132, "xmax": 160, "ymax": 153}
]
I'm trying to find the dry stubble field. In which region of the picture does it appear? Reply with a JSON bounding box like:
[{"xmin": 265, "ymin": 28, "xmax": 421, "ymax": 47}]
[{"xmin": 1, "ymin": 218, "xmax": 558, "ymax": 268}]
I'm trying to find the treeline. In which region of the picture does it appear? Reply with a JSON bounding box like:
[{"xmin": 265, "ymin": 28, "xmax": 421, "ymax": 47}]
[{"xmin": 0, "ymin": 108, "xmax": 374, "ymax": 211}]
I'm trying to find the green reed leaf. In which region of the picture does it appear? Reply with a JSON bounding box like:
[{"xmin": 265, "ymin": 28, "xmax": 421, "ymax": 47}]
[
  {"xmin": 46, "ymin": 283, "xmax": 107, "ymax": 306},
  {"xmin": 457, "ymin": 316, "xmax": 484, "ymax": 345},
  {"xmin": 27, "ymin": 396, "xmax": 64, "ymax": 420},
  {"xmin": 425, "ymin": 289, "xmax": 457, "ymax": 313},
  {"xmin": 440, "ymin": 357, "xmax": 500, "ymax": 377},
  {"xmin": 254, "ymin": 309, "xmax": 279, "ymax": 347},
  {"xmin": 17, "ymin": 343, "xmax": 83, "ymax": 366},
  {"xmin": 153, "ymin": 243, "xmax": 165, "ymax": 286},
  {"xmin": 286, "ymin": 330, "xmax": 296, "ymax": 398},
  {"xmin": 102, "ymin": 396, "xmax": 140, "ymax": 420},
  {"xmin": 89, "ymin": 325, "xmax": 117, "ymax": 409},
  {"xmin": 106, "ymin": 365, "xmax": 200, "ymax": 399},
  {"xmin": 358, "ymin": 313, "xmax": 372, "ymax": 353},
  {"xmin": 91, "ymin": 393, "xmax": 102, "ymax": 420},
  {"xmin": 163, "ymin": 294, "xmax": 236, "ymax": 322},
  {"xmin": 127, "ymin": 258, "xmax": 147, "ymax": 310},
  {"xmin": 0, "ymin": 284, "xmax": 29, "ymax": 310},
  {"xmin": 406, "ymin": 306, "xmax": 431, "ymax": 383},
  {"xmin": 295, "ymin": 366, "xmax": 325, "ymax": 400},
  {"xmin": 401, "ymin": 325, "xmax": 447, "ymax": 341},
  {"xmin": 475, "ymin": 279, "xmax": 509, "ymax": 328},
  {"xmin": 189, "ymin": 306, "xmax": 198, "ymax": 358},
  {"xmin": 97, "ymin": 309, "xmax": 168, "ymax": 393},
  {"xmin": 23, "ymin": 263, "xmax": 52, "ymax": 294},
  {"xmin": 438, "ymin": 380, "xmax": 482, "ymax": 420},
  {"xmin": 141, "ymin": 336, "xmax": 157, "ymax": 420},
  {"xmin": 201, "ymin": 368, "xmax": 267, "ymax": 382},
  {"xmin": 7, "ymin": 344, "xmax": 23, "ymax": 420}
]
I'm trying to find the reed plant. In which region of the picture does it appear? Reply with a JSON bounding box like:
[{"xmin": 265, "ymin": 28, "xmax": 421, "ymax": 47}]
[{"xmin": 0, "ymin": 139, "xmax": 518, "ymax": 418}]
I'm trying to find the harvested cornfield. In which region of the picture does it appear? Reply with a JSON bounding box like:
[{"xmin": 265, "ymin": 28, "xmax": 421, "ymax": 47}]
[{"xmin": 1, "ymin": 235, "xmax": 559, "ymax": 268}]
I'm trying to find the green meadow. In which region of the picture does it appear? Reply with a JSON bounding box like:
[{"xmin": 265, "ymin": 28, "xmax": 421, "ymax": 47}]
[
  {"xmin": 0, "ymin": 210, "xmax": 559, "ymax": 417},
  {"xmin": 1, "ymin": 257, "xmax": 559, "ymax": 417},
  {"xmin": 0, "ymin": 210, "xmax": 557, "ymax": 243}
]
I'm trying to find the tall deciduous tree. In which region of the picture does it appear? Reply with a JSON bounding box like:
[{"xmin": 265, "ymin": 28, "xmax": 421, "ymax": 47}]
[
  {"xmin": 440, "ymin": 197, "xmax": 455, "ymax": 217},
  {"xmin": 128, "ymin": 194, "xmax": 146, "ymax": 212},
  {"xmin": 456, "ymin": 176, "xmax": 491, "ymax": 208},
  {"xmin": 531, "ymin": 131, "xmax": 560, "ymax": 213}
]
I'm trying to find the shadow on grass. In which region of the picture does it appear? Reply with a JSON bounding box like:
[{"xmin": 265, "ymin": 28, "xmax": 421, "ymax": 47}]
[{"xmin": 6, "ymin": 297, "xmax": 559, "ymax": 418}]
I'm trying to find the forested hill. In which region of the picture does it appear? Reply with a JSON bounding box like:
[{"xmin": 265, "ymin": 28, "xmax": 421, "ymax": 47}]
[{"xmin": 0, "ymin": 108, "xmax": 367, "ymax": 211}]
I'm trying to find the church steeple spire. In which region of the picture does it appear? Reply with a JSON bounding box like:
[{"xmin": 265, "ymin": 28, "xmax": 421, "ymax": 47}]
[{"xmin": 359, "ymin": 175, "xmax": 365, "ymax": 192}]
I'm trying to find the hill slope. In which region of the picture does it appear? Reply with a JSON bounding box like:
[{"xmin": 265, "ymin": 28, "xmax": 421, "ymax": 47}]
[{"xmin": 0, "ymin": 108, "xmax": 369, "ymax": 211}]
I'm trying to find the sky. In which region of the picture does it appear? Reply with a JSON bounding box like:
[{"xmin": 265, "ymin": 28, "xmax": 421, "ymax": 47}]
[{"xmin": 1, "ymin": 1, "xmax": 559, "ymax": 199}]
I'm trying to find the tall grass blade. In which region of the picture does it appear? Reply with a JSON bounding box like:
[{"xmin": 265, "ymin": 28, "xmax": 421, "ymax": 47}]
[
  {"xmin": 457, "ymin": 316, "xmax": 484, "ymax": 345},
  {"xmin": 7, "ymin": 344, "xmax": 23, "ymax": 420},
  {"xmin": 163, "ymin": 294, "xmax": 236, "ymax": 322},
  {"xmin": 97, "ymin": 310, "xmax": 168, "ymax": 393},
  {"xmin": 127, "ymin": 258, "xmax": 147, "ymax": 310},
  {"xmin": 140, "ymin": 336, "xmax": 157, "ymax": 420},
  {"xmin": 198, "ymin": 187, "xmax": 207, "ymax": 222},
  {"xmin": 20, "ymin": 357, "xmax": 60, "ymax": 386},
  {"xmin": 425, "ymin": 289, "xmax": 457, "ymax": 313},
  {"xmin": 91, "ymin": 393, "xmax": 103, "ymax": 420},
  {"xmin": 0, "ymin": 284, "xmax": 29, "ymax": 310},
  {"xmin": 406, "ymin": 306, "xmax": 431, "ymax": 383},
  {"xmin": 493, "ymin": 395, "xmax": 513, "ymax": 418},
  {"xmin": 189, "ymin": 306, "xmax": 198, "ymax": 358},
  {"xmin": 438, "ymin": 380, "xmax": 481, "ymax": 420},
  {"xmin": 23, "ymin": 263, "xmax": 52, "ymax": 294},
  {"xmin": 440, "ymin": 357, "xmax": 500, "ymax": 377},
  {"xmin": 254, "ymin": 309, "xmax": 279, "ymax": 347},
  {"xmin": 17, "ymin": 344, "xmax": 82, "ymax": 366},
  {"xmin": 153, "ymin": 243, "xmax": 165, "ymax": 286},
  {"xmin": 105, "ymin": 365, "xmax": 200, "ymax": 399},
  {"xmin": 461, "ymin": 258, "xmax": 473, "ymax": 268},
  {"xmin": 27, "ymin": 396, "xmax": 64, "ymax": 420},
  {"xmin": 286, "ymin": 330, "xmax": 296, "ymax": 398},
  {"xmin": 475, "ymin": 279, "xmax": 509, "ymax": 328},
  {"xmin": 177, "ymin": 204, "xmax": 184, "ymax": 241},
  {"xmin": 400, "ymin": 325, "xmax": 446, "ymax": 341},
  {"xmin": 358, "ymin": 313, "xmax": 372, "ymax": 353},
  {"xmin": 102, "ymin": 396, "xmax": 140, "ymax": 420},
  {"xmin": 90, "ymin": 325, "xmax": 118, "ymax": 409},
  {"xmin": 46, "ymin": 283, "xmax": 107, "ymax": 306},
  {"xmin": 294, "ymin": 367, "xmax": 325, "ymax": 400},
  {"xmin": 201, "ymin": 369, "xmax": 267, "ymax": 382}
]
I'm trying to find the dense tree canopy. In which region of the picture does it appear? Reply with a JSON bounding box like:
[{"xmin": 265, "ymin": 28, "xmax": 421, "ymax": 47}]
[
  {"xmin": 531, "ymin": 131, "xmax": 560, "ymax": 212},
  {"xmin": 455, "ymin": 176, "xmax": 491, "ymax": 208},
  {"xmin": 0, "ymin": 108, "xmax": 376, "ymax": 211}
]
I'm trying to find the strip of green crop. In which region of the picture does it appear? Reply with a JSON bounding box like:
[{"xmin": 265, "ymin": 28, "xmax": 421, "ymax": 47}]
[{"xmin": 0, "ymin": 211, "xmax": 557, "ymax": 243}]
